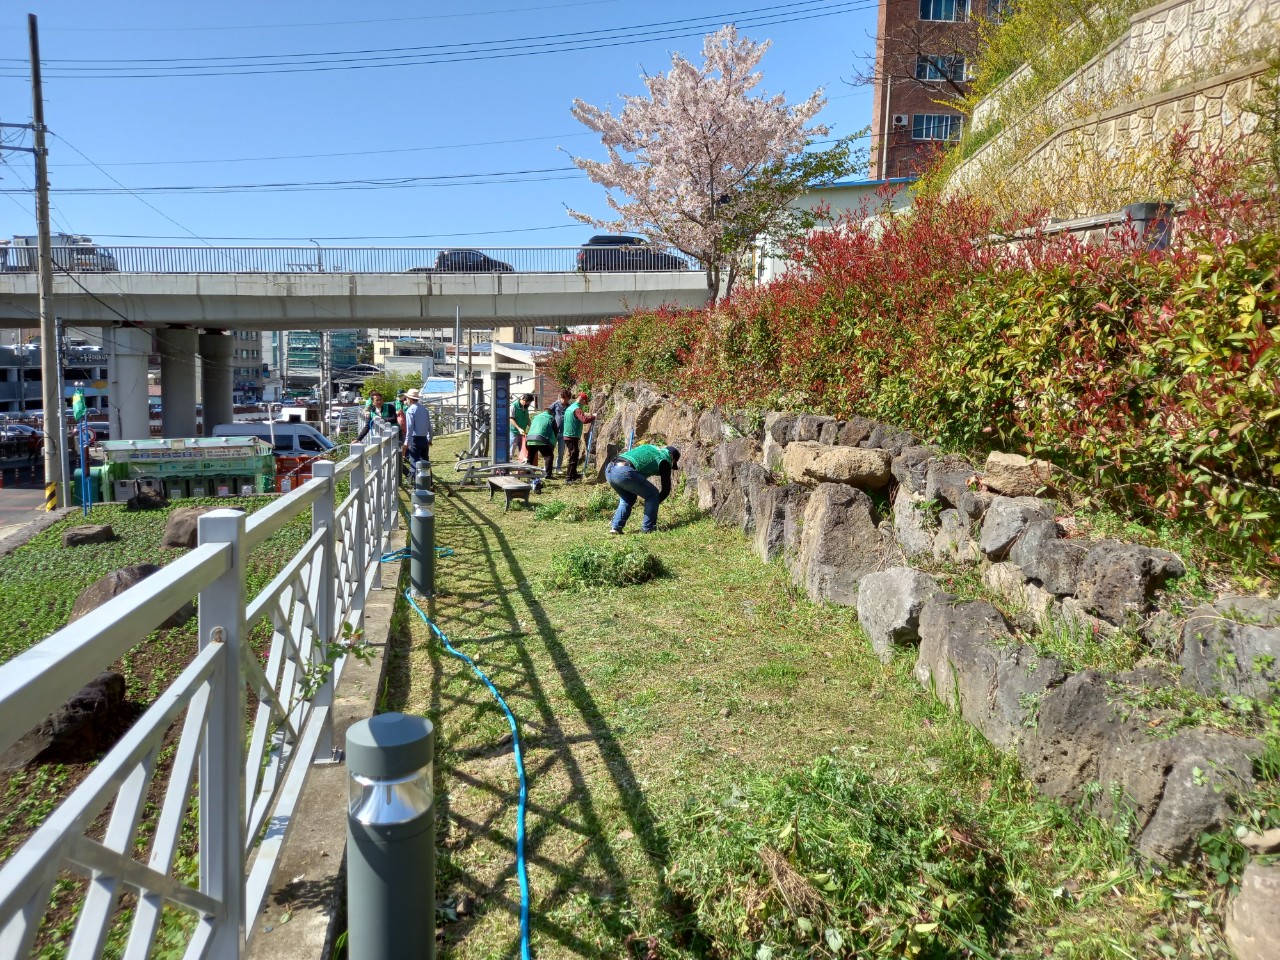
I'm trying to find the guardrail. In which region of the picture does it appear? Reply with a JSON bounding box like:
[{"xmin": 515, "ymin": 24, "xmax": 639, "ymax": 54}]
[
  {"xmin": 2, "ymin": 245, "xmax": 699, "ymax": 275},
  {"xmin": 0, "ymin": 423, "xmax": 401, "ymax": 959}
]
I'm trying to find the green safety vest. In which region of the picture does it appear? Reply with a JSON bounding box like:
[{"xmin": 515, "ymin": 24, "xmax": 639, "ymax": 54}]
[
  {"xmin": 562, "ymin": 402, "xmax": 584, "ymax": 438},
  {"xmin": 526, "ymin": 411, "xmax": 556, "ymax": 444},
  {"xmin": 510, "ymin": 400, "xmax": 531, "ymax": 433},
  {"xmin": 619, "ymin": 444, "xmax": 671, "ymax": 476}
]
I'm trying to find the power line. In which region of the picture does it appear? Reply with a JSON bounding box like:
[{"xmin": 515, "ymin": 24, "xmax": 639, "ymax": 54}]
[
  {"xmin": 47, "ymin": 132, "xmax": 594, "ymax": 168},
  {"xmin": 0, "ymin": 2, "xmax": 873, "ymax": 79},
  {"xmin": 10, "ymin": 0, "xmax": 850, "ymax": 64},
  {"xmin": 0, "ymin": 0, "xmax": 628, "ymax": 33}
]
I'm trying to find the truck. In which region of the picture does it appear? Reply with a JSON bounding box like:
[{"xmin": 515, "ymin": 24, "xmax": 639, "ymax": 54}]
[{"xmin": 1, "ymin": 234, "xmax": 119, "ymax": 273}]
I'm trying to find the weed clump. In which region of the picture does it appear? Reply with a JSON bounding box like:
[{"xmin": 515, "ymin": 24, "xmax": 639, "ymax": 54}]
[
  {"xmin": 668, "ymin": 757, "xmax": 1014, "ymax": 957},
  {"xmin": 556, "ymin": 487, "xmax": 618, "ymax": 523},
  {"xmin": 548, "ymin": 542, "xmax": 665, "ymax": 590},
  {"xmin": 533, "ymin": 500, "xmax": 567, "ymax": 521}
]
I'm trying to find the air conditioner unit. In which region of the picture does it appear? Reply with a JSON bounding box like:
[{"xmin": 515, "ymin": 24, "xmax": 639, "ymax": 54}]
[{"xmin": 892, "ymin": 114, "xmax": 909, "ymax": 128}]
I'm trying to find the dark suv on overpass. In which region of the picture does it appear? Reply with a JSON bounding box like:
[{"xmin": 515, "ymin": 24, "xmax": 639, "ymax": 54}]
[
  {"xmin": 577, "ymin": 235, "xmax": 686, "ymax": 272},
  {"xmin": 408, "ymin": 249, "xmax": 514, "ymax": 273}
]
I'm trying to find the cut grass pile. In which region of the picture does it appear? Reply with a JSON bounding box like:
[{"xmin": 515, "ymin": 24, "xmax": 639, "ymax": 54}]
[
  {"xmin": 393, "ymin": 435, "xmax": 1240, "ymax": 960},
  {"xmin": 547, "ymin": 542, "xmax": 666, "ymax": 590}
]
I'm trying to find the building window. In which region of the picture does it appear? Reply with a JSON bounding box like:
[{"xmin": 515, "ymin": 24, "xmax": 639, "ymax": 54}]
[
  {"xmin": 912, "ymin": 113, "xmax": 963, "ymax": 140},
  {"xmin": 920, "ymin": 0, "xmax": 967, "ymax": 21},
  {"xmin": 915, "ymin": 55, "xmax": 968, "ymax": 82}
]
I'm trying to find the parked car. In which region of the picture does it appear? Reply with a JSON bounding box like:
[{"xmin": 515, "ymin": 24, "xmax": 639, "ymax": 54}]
[
  {"xmin": 407, "ymin": 250, "xmax": 515, "ymax": 273},
  {"xmin": 577, "ymin": 235, "xmax": 686, "ymax": 272},
  {"xmin": 0, "ymin": 423, "xmax": 42, "ymax": 440}
]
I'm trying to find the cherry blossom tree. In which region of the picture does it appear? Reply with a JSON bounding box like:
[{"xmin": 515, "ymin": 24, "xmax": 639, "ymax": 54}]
[{"xmin": 568, "ymin": 26, "xmax": 859, "ymax": 302}]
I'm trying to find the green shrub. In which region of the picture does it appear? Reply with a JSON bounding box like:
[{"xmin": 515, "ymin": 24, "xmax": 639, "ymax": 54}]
[{"xmin": 547, "ymin": 542, "xmax": 666, "ymax": 590}]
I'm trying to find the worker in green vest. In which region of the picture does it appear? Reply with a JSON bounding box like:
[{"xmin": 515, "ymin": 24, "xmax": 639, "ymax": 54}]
[
  {"xmin": 510, "ymin": 393, "xmax": 533, "ymax": 463},
  {"xmin": 605, "ymin": 443, "xmax": 681, "ymax": 534},
  {"xmin": 561, "ymin": 392, "xmax": 596, "ymax": 483},
  {"xmin": 524, "ymin": 408, "xmax": 559, "ymax": 479}
]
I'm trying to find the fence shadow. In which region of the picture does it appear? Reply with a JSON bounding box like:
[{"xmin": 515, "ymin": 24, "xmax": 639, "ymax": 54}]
[{"xmin": 421, "ymin": 485, "xmax": 689, "ymax": 956}]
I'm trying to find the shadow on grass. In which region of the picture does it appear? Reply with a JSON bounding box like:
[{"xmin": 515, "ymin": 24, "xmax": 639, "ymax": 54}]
[{"xmin": 418, "ymin": 484, "xmax": 707, "ymax": 957}]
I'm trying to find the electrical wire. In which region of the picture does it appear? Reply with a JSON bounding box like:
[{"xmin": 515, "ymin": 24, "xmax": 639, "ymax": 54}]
[
  {"xmin": 48, "ymin": 132, "xmax": 595, "ymax": 168},
  {"xmin": 8, "ymin": 0, "xmax": 627, "ymax": 33},
  {"xmin": 0, "ymin": 1, "xmax": 873, "ymax": 79},
  {"xmin": 403, "ymin": 588, "xmax": 533, "ymax": 960},
  {"xmin": 15, "ymin": 0, "xmax": 860, "ymax": 65}
]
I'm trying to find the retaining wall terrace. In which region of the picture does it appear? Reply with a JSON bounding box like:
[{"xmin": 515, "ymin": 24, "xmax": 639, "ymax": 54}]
[{"xmin": 588, "ymin": 382, "xmax": 1279, "ymax": 887}]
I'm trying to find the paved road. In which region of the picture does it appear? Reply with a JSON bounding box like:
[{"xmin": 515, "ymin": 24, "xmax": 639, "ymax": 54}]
[{"xmin": 0, "ymin": 466, "xmax": 49, "ymax": 540}]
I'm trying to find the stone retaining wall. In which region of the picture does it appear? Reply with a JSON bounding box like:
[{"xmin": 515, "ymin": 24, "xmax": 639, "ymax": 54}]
[
  {"xmin": 946, "ymin": 0, "xmax": 1280, "ymax": 217},
  {"xmin": 589, "ymin": 383, "xmax": 1279, "ymax": 880}
]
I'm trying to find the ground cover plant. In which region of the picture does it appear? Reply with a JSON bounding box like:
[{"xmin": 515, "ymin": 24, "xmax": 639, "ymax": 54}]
[
  {"xmin": 554, "ymin": 143, "xmax": 1280, "ymax": 571},
  {"xmin": 390, "ymin": 435, "xmax": 1245, "ymax": 959},
  {"xmin": 0, "ymin": 496, "xmax": 315, "ymax": 957}
]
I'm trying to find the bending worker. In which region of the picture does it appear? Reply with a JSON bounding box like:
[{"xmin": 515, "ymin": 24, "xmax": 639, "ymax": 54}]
[
  {"xmin": 524, "ymin": 407, "xmax": 559, "ymax": 480},
  {"xmin": 605, "ymin": 443, "xmax": 681, "ymax": 535}
]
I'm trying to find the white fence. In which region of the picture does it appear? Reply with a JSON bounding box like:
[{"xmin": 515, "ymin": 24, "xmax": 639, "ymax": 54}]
[{"xmin": 0, "ymin": 426, "xmax": 401, "ymax": 959}]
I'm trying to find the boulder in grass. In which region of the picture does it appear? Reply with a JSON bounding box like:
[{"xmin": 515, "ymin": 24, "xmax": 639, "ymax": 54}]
[
  {"xmin": 125, "ymin": 487, "xmax": 169, "ymax": 512},
  {"xmin": 69, "ymin": 563, "xmax": 195, "ymax": 629},
  {"xmin": 0, "ymin": 672, "xmax": 129, "ymax": 770},
  {"xmin": 162, "ymin": 506, "xmax": 221, "ymax": 550},
  {"xmin": 62, "ymin": 524, "xmax": 116, "ymax": 547}
]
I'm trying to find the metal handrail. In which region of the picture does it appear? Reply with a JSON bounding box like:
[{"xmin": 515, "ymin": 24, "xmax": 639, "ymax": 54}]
[
  {"xmin": 0, "ymin": 426, "xmax": 402, "ymax": 959},
  {"xmin": 1, "ymin": 243, "xmax": 699, "ymax": 275}
]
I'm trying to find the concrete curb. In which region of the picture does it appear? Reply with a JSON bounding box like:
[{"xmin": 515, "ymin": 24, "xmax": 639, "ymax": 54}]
[
  {"xmin": 245, "ymin": 554, "xmax": 405, "ymax": 960},
  {"xmin": 0, "ymin": 506, "xmax": 76, "ymax": 560}
]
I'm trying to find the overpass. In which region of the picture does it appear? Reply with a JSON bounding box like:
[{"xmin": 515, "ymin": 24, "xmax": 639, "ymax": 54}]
[{"xmin": 0, "ymin": 245, "xmax": 709, "ymax": 440}]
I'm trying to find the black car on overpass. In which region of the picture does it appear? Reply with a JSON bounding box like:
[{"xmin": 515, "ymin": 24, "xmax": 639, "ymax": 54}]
[{"xmin": 577, "ymin": 235, "xmax": 686, "ymax": 272}]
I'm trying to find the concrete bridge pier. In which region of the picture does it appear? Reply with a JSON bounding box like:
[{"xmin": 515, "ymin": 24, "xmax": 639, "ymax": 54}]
[
  {"xmin": 105, "ymin": 325, "xmax": 152, "ymax": 441},
  {"xmin": 198, "ymin": 332, "xmax": 234, "ymax": 435},
  {"xmin": 157, "ymin": 327, "xmax": 198, "ymax": 439}
]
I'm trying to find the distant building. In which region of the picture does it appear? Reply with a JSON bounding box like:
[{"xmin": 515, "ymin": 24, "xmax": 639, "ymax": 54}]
[
  {"xmin": 753, "ymin": 176, "xmax": 917, "ymax": 283},
  {"xmin": 0, "ymin": 338, "xmax": 111, "ymax": 416},
  {"xmin": 870, "ymin": 0, "xmax": 995, "ymax": 178},
  {"xmin": 231, "ymin": 329, "xmax": 264, "ymax": 403}
]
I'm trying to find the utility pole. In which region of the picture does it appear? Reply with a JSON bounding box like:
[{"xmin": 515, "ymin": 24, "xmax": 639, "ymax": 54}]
[{"xmin": 29, "ymin": 14, "xmax": 64, "ymax": 510}]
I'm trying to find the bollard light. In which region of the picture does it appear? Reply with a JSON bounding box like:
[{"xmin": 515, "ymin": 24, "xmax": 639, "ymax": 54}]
[
  {"xmin": 414, "ymin": 461, "xmax": 433, "ymax": 493},
  {"xmin": 410, "ymin": 501, "xmax": 434, "ymax": 599},
  {"xmin": 346, "ymin": 713, "xmax": 436, "ymax": 960}
]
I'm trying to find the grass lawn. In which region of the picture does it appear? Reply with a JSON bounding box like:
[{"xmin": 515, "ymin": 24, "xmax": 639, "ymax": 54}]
[{"xmin": 393, "ymin": 436, "xmax": 1230, "ymax": 959}]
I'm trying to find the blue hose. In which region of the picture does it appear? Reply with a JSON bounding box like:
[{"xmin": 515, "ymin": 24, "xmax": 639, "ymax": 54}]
[{"xmin": 403, "ymin": 589, "xmax": 533, "ymax": 960}]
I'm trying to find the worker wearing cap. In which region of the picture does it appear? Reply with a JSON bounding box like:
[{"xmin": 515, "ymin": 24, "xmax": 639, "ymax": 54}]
[
  {"xmin": 402, "ymin": 388, "xmax": 433, "ymax": 474},
  {"xmin": 561, "ymin": 392, "xmax": 595, "ymax": 483},
  {"xmin": 605, "ymin": 443, "xmax": 680, "ymax": 534}
]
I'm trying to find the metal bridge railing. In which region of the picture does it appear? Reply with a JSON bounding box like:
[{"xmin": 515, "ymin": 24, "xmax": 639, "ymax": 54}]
[
  {"xmin": 0, "ymin": 424, "xmax": 401, "ymax": 960},
  {"xmin": 1, "ymin": 244, "xmax": 699, "ymax": 275}
]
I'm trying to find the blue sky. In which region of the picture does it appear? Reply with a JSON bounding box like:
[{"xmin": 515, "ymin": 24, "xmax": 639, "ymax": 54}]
[{"xmin": 0, "ymin": 1, "xmax": 878, "ymax": 247}]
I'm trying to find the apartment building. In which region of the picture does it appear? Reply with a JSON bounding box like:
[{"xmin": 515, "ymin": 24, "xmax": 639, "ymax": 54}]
[{"xmin": 870, "ymin": 0, "xmax": 996, "ymax": 178}]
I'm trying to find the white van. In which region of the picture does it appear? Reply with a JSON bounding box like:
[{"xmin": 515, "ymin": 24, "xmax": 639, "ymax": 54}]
[{"xmin": 212, "ymin": 422, "xmax": 335, "ymax": 456}]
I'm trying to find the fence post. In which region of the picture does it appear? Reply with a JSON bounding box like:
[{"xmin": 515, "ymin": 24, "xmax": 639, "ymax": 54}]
[
  {"xmin": 349, "ymin": 443, "xmax": 368, "ymax": 631},
  {"xmin": 370, "ymin": 436, "xmax": 385, "ymax": 591},
  {"xmin": 197, "ymin": 509, "xmax": 248, "ymax": 960},
  {"xmin": 312, "ymin": 460, "xmax": 338, "ymax": 762}
]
